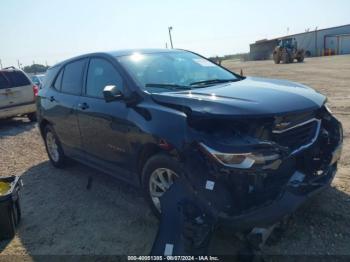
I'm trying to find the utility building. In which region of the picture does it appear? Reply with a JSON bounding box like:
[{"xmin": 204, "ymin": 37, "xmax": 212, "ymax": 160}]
[{"xmin": 250, "ymin": 24, "xmax": 350, "ymax": 60}]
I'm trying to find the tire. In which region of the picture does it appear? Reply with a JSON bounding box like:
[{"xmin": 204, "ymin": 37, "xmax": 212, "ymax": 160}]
[
  {"xmin": 297, "ymin": 56, "xmax": 304, "ymax": 63},
  {"xmin": 282, "ymin": 49, "xmax": 290, "ymax": 64},
  {"xmin": 289, "ymin": 56, "xmax": 294, "ymax": 63},
  {"xmin": 273, "ymin": 52, "xmax": 280, "ymax": 64},
  {"xmin": 142, "ymin": 153, "xmax": 183, "ymax": 218},
  {"xmin": 27, "ymin": 113, "xmax": 37, "ymax": 122},
  {"xmin": 43, "ymin": 125, "xmax": 66, "ymax": 168}
]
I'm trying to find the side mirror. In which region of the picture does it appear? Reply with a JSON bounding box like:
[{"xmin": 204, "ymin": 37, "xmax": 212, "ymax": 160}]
[{"xmin": 103, "ymin": 85, "xmax": 123, "ymax": 102}]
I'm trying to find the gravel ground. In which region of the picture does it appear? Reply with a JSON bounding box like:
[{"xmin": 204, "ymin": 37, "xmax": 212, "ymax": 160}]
[{"xmin": 0, "ymin": 55, "xmax": 349, "ymax": 259}]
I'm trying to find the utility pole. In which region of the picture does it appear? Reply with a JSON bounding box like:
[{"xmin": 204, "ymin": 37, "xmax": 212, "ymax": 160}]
[
  {"xmin": 0, "ymin": 59, "xmax": 2, "ymax": 69},
  {"xmin": 168, "ymin": 26, "xmax": 173, "ymax": 49},
  {"xmin": 315, "ymin": 26, "xmax": 318, "ymax": 56},
  {"xmin": 17, "ymin": 60, "xmax": 21, "ymax": 69},
  {"xmin": 165, "ymin": 42, "xmax": 168, "ymax": 49}
]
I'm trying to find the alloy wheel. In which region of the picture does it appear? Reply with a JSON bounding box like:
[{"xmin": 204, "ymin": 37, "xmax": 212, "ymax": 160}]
[
  {"xmin": 46, "ymin": 132, "xmax": 59, "ymax": 162},
  {"xmin": 149, "ymin": 168, "xmax": 178, "ymax": 212}
]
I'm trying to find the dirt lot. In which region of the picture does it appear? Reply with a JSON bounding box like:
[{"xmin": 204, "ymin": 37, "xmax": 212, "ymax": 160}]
[{"xmin": 1, "ymin": 55, "xmax": 349, "ymax": 259}]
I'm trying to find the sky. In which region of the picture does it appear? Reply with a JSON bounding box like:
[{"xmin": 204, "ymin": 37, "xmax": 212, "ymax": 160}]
[{"xmin": 0, "ymin": 0, "xmax": 349, "ymax": 67}]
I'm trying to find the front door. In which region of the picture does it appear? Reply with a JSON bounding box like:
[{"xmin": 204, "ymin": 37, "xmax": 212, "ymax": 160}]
[{"xmin": 77, "ymin": 57, "xmax": 133, "ymax": 180}]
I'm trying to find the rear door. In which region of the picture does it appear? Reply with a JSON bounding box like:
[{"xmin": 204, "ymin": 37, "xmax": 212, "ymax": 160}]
[
  {"xmin": 0, "ymin": 70, "xmax": 34, "ymax": 110},
  {"xmin": 45, "ymin": 59, "xmax": 87, "ymax": 156}
]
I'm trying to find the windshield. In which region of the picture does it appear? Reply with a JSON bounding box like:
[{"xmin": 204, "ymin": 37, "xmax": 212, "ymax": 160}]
[{"xmin": 117, "ymin": 51, "xmax": 239, "ymax": 93}]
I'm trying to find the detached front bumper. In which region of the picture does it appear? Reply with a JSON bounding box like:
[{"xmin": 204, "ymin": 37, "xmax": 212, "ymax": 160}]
[{"xmin": 218, "ymin": 163, "xmax": 337, "ymax": 231}]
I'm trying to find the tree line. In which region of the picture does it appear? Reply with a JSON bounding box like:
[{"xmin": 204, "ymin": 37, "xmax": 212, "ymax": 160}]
[{"xmin": 23, "ymin": 64, "xmax": 50, "ymax": 74}]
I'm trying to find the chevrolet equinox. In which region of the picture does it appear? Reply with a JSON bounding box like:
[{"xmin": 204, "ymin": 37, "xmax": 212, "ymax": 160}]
[{"xmin": 36, "ymin": 49, "xmax": 343, "ymax": 228}]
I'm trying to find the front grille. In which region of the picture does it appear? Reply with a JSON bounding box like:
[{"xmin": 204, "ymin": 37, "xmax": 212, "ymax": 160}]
[{"xmin": 272, "ymin": 118, "xmax": 320, "ymax": 154}]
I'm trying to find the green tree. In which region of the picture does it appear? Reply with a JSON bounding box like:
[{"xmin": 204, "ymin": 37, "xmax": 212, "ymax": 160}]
[{"xmin": 23, "ymin": 64, "xmax": 50, "ymax": 74}]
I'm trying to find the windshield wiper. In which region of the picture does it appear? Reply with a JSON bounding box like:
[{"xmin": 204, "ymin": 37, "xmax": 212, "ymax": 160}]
[
  {"xmin": 190, "ymin": 79, "xmax": 238, "ymax": 86},
  {"xmin": 145, "ymin": 83, "xmax": 192, "ymax": 90}
]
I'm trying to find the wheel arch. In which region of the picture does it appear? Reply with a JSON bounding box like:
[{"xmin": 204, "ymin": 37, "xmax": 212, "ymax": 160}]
[
  {"xmin": 137, "ymin": 142, "xmax": 181, "ymax": 185},
  {"xmin": 39, "ymin": 118, "xmax": 51, "ymax": 138}
]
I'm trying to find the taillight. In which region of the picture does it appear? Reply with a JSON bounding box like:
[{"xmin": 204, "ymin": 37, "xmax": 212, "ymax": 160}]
[{"xmin": 33, "ymin": 85, "xmax": 39, "ymax": 97}]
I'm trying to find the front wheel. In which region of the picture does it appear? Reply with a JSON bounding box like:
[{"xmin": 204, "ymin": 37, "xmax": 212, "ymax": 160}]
[
  {"xmin": 282, "ymin": 49, "xmax": 290, "ymax": 64},
  {"xmin": 44, "ymin": 125, "xmax": 66, "ymax": 168},
  {"xmin": 273, "ymin": 52, "xmax": 280, "ymax": 64},
  {"xmin": 142, "ymin": 154, "xmax": 182, "ymax": 218}
]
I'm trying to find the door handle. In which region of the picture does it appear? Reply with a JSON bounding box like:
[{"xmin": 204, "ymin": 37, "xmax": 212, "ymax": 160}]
[
  {"xmin": 78, "ymin": 102, "xmax": 89, "ymax": 110},
  {"xmin": 49, "ymin": 96, "xmax": 56, "ymax": 102}
]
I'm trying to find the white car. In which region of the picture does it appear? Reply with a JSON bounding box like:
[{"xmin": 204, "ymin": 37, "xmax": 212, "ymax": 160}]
[{"xmin": 0, "ymin": 67, "xmax": 37, "ymax": 121}]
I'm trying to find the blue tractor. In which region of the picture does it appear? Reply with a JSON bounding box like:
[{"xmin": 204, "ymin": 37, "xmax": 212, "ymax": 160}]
[{"xmin": 273, "ymin": 38, "xmax": 305, "ymax": 64}]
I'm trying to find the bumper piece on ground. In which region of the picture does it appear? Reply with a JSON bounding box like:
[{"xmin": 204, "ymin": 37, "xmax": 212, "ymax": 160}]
[
  {"xmin": 151, "ymin": 163, "xmax": 337, "ymax": 255},
  {"xmin": 151, "ymin": 179, "xmax": 215, "ymax": 255}
]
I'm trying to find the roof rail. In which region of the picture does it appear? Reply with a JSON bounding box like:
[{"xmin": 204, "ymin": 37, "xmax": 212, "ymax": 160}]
[{"xmin": 3, "ymin": 66, "xmax": 16, "ymax": 70}]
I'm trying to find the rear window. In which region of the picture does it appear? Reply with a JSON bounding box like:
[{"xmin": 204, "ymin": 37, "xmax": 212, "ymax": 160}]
[
  {"xmin": 61, "ymin": 59, "xmax": 86, "ymax": 95},
  {"xmin": 53, "ymin": 69, "xmax": 64, "ymax": 90},
  {"xmin": 42, "ymin": 67, "xmax": 60, "ymax": 89},
  {"xmin": 2, "ymin": 71, "xmax": 30, "ymax": 87},
  {"xmin": 0, "ymin": 73, "xmax": 10, "ymax": 89}
]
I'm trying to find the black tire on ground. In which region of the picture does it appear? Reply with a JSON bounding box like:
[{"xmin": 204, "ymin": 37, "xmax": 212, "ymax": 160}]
[
  {"xmin": 297, "ymin": 56, "xmax": 304, "ymax": 63},
  {"xmin": 282, "ymin": 49, "xmax": 290, "ymax": 64},
  {"xmin": 273, "ymin": 52, "xmax": 280, "ymax": 64},
  {"xmin": 142, "ymin": 153, "xmax": 183, "ymax": 218},
  {"xmin": 43, "ymin": 125, "xmax": 66, "ymax": 168},
  {"xmin": 27, "ymin": 113, "xmax": 37, "ymax": 122},
  {"xmin": 289, "ymin": 56, "xmax": 294, "ymax": 63}
]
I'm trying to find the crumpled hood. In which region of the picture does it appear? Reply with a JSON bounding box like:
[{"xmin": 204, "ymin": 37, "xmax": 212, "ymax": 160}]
[{"xmin": 151, "ymin": 77, "xmax": 326, "ymax": 117}]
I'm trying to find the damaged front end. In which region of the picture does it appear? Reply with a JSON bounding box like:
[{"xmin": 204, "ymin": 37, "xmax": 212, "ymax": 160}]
[
  {"xmin": 183, "ymin": 104, "xmax": 343, "ymax": 230},
  {"xmin": 151, "ymin": 105, "xmax": 342, "ymax": 256}
]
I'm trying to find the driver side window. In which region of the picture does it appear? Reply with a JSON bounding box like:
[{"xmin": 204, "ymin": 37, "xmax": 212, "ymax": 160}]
[{"xmin": 86, "ymin": 58, "xmax": 123, "ymax": 98}]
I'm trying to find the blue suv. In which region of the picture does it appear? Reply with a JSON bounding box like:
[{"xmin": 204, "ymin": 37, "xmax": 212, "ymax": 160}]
[{"xmin": 36, "ymin": 49, "xmax": 342, "ymax": 228}]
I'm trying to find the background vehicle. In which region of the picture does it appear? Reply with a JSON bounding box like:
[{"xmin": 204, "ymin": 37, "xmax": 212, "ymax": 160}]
[
  {"xmin": 36, "ymin": 49, "xmax": 342, "ymax": 227},
  {"xmin": 0, "ymin": 67, "xmax": 38, "ymax": 121},
  {"xmin": 30, "ymin": 74, "xmax": 45, "ymax": 89},
  {"xmin": 273, "ymin": 38, "xmax": 305, "ymax": 64}
]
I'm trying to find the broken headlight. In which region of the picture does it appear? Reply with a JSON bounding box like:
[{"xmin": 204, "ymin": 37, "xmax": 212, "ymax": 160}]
[{"xmin": 199, "ymin": 143, "xmax": 280, "ymax": 169}]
